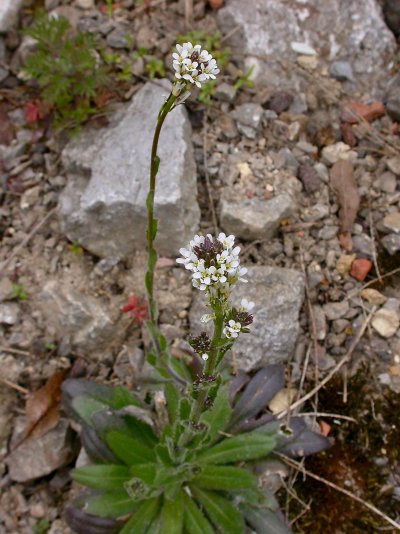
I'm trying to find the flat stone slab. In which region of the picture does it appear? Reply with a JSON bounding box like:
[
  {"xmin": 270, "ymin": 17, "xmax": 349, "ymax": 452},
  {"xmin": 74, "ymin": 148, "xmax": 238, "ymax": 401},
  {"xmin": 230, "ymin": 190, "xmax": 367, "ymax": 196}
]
[
  {"xmin": 218, "ymin": 0, "xmax": 396, "ymax": 91},
  {"xmin": 190, "ymin": 266, "xmax": 304, "ymax": 371},
  {"xmin": 59, "ymin": 81, "xmax": 200, "ymax": 258}
]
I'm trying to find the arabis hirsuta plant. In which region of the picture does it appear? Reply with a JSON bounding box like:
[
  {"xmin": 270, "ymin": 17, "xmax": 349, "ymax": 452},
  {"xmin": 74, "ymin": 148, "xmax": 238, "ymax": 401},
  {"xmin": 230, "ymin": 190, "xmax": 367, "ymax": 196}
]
[{"xmin": 63, "ymin": 43, "xmax": 330, "ymax": 534}]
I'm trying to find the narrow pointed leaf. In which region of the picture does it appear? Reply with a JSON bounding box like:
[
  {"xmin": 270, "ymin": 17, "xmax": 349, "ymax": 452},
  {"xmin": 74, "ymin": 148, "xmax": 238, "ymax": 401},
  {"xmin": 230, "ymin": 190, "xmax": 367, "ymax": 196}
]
[
  {"xmin": 161, "ymin": 491, "xmax": 184, "ymax": 534},
  {"xmin": 72, "ymin": 465, "xmax": 131, "ymax": 491},
  {"xmin": 164, "ymin": 382, "xmax": 180, "ymax": 424},
  {"xmin": 129, "ymin": 463, "xmax": 158, "ymax": 485},
  {"xmin": 80, "ymin": 424, "xmax": 120, "ymax": 464},
  {"xmin": 241, "ymin": 504, "xmax": 292, "ymax": 534},
  {"xmin": 65, "ymin": 507, "xmax": 121, "ymax": 534},
  {"xmin": 191, "ymin": 488, "xmax": 244, "ymax": 534},
  {"xmin": 84, "ymin": 490, "xmax": 137, "ymax": 518},
  {"xmin": 183, "ymin": 492, "xmax": 214, "ymax": 534},
  {"xmin": 119, "ymin": 498, "xmax": 160, "ymax": 534},
  {"xmin": 197, "ymin": 432, "xmax": 276, "ymax": 464},
  {"xmin": 193, "ymin": 466, "xmax": 257, "ymax": 491},
  {"xmin": 200, "ymin": 385, "xmax": 232, "ymax": 442},
  {"xmin": 106, "ymin": 430, "xmax": 156, "ymax": 465}
]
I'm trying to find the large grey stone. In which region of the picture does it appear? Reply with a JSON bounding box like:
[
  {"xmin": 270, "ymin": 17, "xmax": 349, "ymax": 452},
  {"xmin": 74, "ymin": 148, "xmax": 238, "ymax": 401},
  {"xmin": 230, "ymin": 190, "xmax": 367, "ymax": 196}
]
[
  {"xmin": 39, "ymin": 279, "xmax": 119, "ymax": 356},
  {"xmin": 189, "ymin": 266, "xmax": 304, "ymax": 371},
  {"xmin": 218, "ymin": 0, "xmax": 396, "ymax": 90},
  {"xmin": 6, "ymin": 418, "xmax": 77, "ymax": 482},
  {"xmin": 59, "ymin": 81, "xmax": 200, "ymax": 259},
  {"xmin": 0, "ymin": 0, "xmax": 24, "ymax": 32},
  {"xmin": 220, "ymin": 194, "xmax": 297, "ymax": 241}
]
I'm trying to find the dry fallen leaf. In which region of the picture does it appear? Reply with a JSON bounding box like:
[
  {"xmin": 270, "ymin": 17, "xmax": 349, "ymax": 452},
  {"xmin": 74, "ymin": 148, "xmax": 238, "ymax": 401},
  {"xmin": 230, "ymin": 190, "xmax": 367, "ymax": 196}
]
[
  {"xmin": 330, "ymin": 160, "xmax": 360, "ymax": 251},
  {"xmin": 24, "ymin": 370, "xmax": 66, "ymax": 440}
]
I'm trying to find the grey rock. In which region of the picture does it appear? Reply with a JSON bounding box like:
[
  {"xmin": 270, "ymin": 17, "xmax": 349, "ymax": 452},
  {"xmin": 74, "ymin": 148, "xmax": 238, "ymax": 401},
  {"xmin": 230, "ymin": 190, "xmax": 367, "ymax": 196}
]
[
  {"xmin": 0, "ymin": 277, "xmax": 13, "ymax": 302},
  {"xmin": 381, "ymin": 233, "xmax": 400, "ymax": 255},
  {"xmin": 378, "ymin": 171, "xmax": 397, "ymax": 193},
  {"xmin": 190, "ymin": 266, "xmax": 305, "ymax": 371},
  {"xmin": 0, "ymin": 303, "xmax": 20, "ymax": 325},
  {"xmin": 106, "ymin": 27, "xmax": 130, "ymax": 49},
  {"xmin": 45, "ymin": 0, "xmax": 61, "ymax": 9},
  {"xmin": 387, "ymin": 157, "xmax": 400, "ymax": 175},
  {"xmin": 329, "ymin": 60, "xmax": 355, "ymax": 82},
  {"xmin": 372, "ymin": 308, "xmax": 399, "ymax": 338},
  {"xmin": 312, "ymin": 305, "xmax": 326, "ymax": 340},
  {"xmin": 6, "ymin": 418, "xmax": 77, "ymax": 482},
  {"xmin": 59, "ymin": 81, "xmax": 200, "ymax": 258},
  {"xmin": 220, "ymin": 194, "xmax": 297, "ymax": 241},
  {"xmin": 218, "ymin": 0, "xmax": 396, "ymax": 90},
  {"xmin": 277, "ymin": 148, "xmax": 299, "ymax": 175},
  {"xmin": 381, "ymin": 211, "xmax": 400, "ymax": 233},
  {"xmin": 302, "ymin": 203, "xmax": 329, "ymax": 222},
  {"xmin": 39, "ymin": 279, "xmax": 118, "ymax": 355},
  {"xmin": 352, "ymin": 234, "xmax": 374, "ymax": 257},
  {"xmin": 75, "ymin": 0, "xmax": 95, "ymax": 8},
  {"xmin": 0, "ymin": 0, "xmax": 24, "ymax": 32},
  {"xmin": 231, "ymin": 103, "xmax": 264, "ymax": 138},
  {"xmin": 323, "ymin": 300, "xmax": 349, "ymax": 320},
  {"xmin": 318, "ymin": 226, "xmax": 338, "ymax": 240},
  {"xmin": 215, "ymin": 82, "xmax": 237, "ymax": 103}
]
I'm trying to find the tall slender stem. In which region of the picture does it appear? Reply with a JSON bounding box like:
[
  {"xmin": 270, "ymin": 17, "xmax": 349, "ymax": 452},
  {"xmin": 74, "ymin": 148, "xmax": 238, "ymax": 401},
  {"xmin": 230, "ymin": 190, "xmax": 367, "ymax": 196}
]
[{"xmin": 145, "ymin": 92, "xmax": 177, "ymax": 349}]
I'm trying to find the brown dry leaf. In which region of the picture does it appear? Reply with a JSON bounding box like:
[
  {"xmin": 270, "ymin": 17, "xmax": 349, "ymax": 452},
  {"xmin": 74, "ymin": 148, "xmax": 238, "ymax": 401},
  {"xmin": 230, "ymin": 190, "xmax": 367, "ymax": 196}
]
[
  {"xmin": 24, "ymin": 370, "xmax": 66, "ymax": 439},
  {"xmin": 330, "ymin": 160, "xmax": 360, "ymax": 250},
  {"xmin": 0, "ymin": 102, "xmax": 15, "ymax": 145}
]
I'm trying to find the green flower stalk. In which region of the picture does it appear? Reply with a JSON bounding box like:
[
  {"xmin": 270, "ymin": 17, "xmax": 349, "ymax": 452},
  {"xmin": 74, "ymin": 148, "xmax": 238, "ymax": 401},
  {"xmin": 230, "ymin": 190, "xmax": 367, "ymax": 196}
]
[{"xmin": 145, "ymin": 42, "xmax": 220, "ymax": 355}]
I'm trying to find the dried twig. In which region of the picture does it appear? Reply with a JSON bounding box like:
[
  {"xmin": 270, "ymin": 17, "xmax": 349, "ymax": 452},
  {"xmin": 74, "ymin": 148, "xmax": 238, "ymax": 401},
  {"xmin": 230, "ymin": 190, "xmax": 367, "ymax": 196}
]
[
  {"xmin": 277, "ymin": 454, "xmax": 400, "ymax": 531},
  {"xmin": 0, "ymin": 346, "xmax": 31, "ymax": 356},
  {"xmin": 0, "ymin": 377, "xmax": 29, "ymax": 395},
  {"xmin": 0, "ymin": 208, "xmax": 56, "ymax": 273},
  {"xmin": 295, "ymin": 412, "xmax": 357, "ymax": 423},
  {"xmin": 277, "ymin": 307, "xmax": 376, "ymax": 419}
]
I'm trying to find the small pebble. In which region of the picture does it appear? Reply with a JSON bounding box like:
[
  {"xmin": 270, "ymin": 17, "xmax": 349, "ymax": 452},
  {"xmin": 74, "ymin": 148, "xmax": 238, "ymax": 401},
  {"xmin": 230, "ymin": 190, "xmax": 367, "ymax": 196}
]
[
  {"xmin": 372, "ymin": 308, "xmax": 399, "ymax": 338},
  {"xmin": 350, "ymin": 258, "xmax": 372, "ymax": 281}
]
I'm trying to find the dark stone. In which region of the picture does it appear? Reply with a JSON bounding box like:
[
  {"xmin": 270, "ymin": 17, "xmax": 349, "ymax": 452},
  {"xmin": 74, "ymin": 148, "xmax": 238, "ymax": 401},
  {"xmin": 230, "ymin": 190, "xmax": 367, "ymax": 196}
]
[
  {"xmin": 267, "ymin": 91, "xmax": 294, "ymax": 114},
  {"xmin": 385, "ymin": 74, "xmax": 400, "ymax": 122},
  {"xmin": 297, "ymin": 163, "xmax": 321, "ymax": 194},
  {"xmin": 383, "ymin": 0, "xmax": 400, "ymax": 36}
]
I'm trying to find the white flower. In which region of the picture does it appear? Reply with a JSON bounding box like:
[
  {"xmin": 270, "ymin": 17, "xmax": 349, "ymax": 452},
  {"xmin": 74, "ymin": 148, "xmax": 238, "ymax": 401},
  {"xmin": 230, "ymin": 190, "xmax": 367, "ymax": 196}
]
[
  {"xmin": 176, "ymin": 233, "xmax": 247, "ymax": 294},
  {"xmin": 223, "ymin": 320, "xmax": 242, "ymax": 339},
  {"xmin": 240, "ymin": 298, "xmax": 254, "ymax": 312},
  {"xmin": 172, "ymin": 42, "xmax": 219, "ymax": 91},
  {"xmin": 202, "ymin": 353, "xmax": 209, "ymax": 361}
]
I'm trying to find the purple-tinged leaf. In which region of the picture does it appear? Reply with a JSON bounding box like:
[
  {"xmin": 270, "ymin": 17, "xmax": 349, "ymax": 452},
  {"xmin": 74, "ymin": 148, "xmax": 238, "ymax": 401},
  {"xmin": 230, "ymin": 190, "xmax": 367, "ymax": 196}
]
[
  {"xmin": 230, "ymin": 366, "xmax": 285, "ymax": 428},
  {"xmin": 81, "ymin": 424, "xmax": 120, "ymax": 464},
  {"xmin": 233, "ymin": 412, "xmax": 274, "ymax": 434},
  {"xmin": 228, "ymin": 371, "xmax": 250, "ymax": 404},
  {"xmin": 278, "ymin": 428, "xmax": 332, "ymax": 457},
  {"xmin": 65, "ymin": 507, "xmax": 121, "ymax": 534}
]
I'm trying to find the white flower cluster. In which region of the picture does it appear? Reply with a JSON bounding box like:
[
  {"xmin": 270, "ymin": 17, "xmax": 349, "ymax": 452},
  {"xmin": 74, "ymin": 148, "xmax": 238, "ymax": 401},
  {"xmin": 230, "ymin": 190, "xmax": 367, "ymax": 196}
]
[
  {"xmin": 176, "ymin": 233, "xmax": 247, "ymax": 293},
  {"xmin": 172, "ymin": 42, "xmax": 219, "ymax": 89}
]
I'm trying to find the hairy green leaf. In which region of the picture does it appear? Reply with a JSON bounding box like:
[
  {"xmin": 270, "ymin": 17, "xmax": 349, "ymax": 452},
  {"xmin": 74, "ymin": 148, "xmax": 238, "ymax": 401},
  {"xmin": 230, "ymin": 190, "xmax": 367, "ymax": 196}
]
[
  {"xmin": 129, "ymin": 463, "xmax": 158, "ymax": 485},
  {"xmin": 197, "ymin": 432, "xmax": 276, "ymax": 465},
  {"xmin": 161, "ymin": 491, "xmax": 184, "ymax": 534},
  {"xmin": 106, "ymin": 431, "xmax": 156, "ymax": 465},
  {"xmin": 164, "ymin": 382, "xmax": 180, "ymax": 425},
  {"xmin": 200, "ymin": 385, "xmax": 231, "ymax": 443},
  {"xmin": 183, "ymin": 492, "xmax": 214, "ymax": 534},
  {"xmin": 193, "ymin": 465, "xmax": 257, "ymax": 491},
  {"xmin": 84, "ymin": 490, "xmax": 137, "ymax": 518},
  {"xmin": 72, "ymin": 465, "xmax": 131, "ymax": 491},
  {"xmin": 119, "ymin": 498, "xmax": 161, "ymax": 534},
  {"xmin": 191, "ymin": 488, "xmax": 244, "ymax": 534}
]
